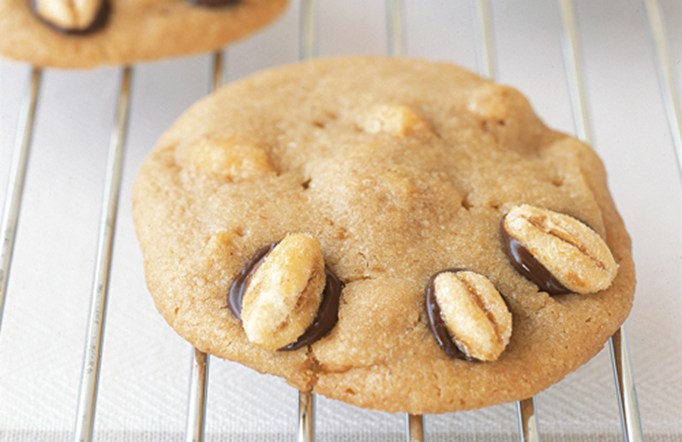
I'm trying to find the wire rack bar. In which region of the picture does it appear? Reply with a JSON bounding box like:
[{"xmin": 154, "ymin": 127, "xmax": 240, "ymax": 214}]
[
  {"xmin": 405, "ymin": 414, "xmax": 425, "ymax": 442},
  {"xmin": 558, "ymin": 2, "xmax": 643, "ymax": 441},
  {"xmin": 516, "ymin": 400, "xmax": 538, "ymax": 442},
  {"xmin": 0, "ymin": 67, "xmax": 42, "ymax": 332},
  {"xmin": 645, "ymin": 0, "xmax": 682, "ymax": 180},
  {"xmin": 186, "ymin": 348, "xmax": 210, "ymax": 442},
  {"xmin": 210, "ymin": 50, "xmax": 225, "ymax": 92},
  {"xmin": 300, "ymin": 0, "xmax": 317, "ymax": 61},
  {"xmin": 73, "ymin": 66, "xmax": 133, "ymax": 442},
  {"xmin": 473, "ymin": 0, "xmax": 496, "ymax": 81},
  {"xmin": 184, "ymin": 50, "xmax": 225, "ymax": 442},
  {"xmin": 384, "ymin": 2, "xmax": 425, "ymax": 440},
  {"xmin": 559, "ymin": 0, "xmax": 593, "ymax": 143},
  {"xmin": 609, "ymin": 328, "xmax": 644, "ymax": 442},
  {"xmin": 298, "ymin": 391, "xmax": 315, "ymax": 442},
  {"xmin": 516, "ymin": 398, "xmax": 540, "ymax": 442},
  {"xmin": 296, "ymin": 1, "xmax": 318, "ymax": 440},
  {"xmin": 386, "ymin": 0, "xmax": 405, "ymax": 58},
  {"xmin": 471, "ymin": 3, "xmax": 541, "ymax": 440}
]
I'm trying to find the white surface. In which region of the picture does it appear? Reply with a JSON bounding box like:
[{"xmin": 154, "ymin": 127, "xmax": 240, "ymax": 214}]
[{"xmin": 0, "ymin": 0, "xmax": 681, "ymax": 440}]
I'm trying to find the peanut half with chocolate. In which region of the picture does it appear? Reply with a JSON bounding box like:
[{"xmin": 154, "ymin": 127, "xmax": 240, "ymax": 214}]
[
  {"xmin": 32, "ymin": 0, "xmax": 109, "ymax": 33},
  {"xmin": 426, "ymin": 270, "xmax": 512, "ymax": 362},
  {"xmin": 502, "ymin": 204, "xmax": 618, "ymax": 295},
  {"xmin": 185, "ymin": 0, "xmax": 241, "ymax": 6},
  {"xmin": 238, "ymin": 233, "xmax": 326, "ymax": 350},
  {"xmin": 228, "ymin": 234, "xmax": 343, "ymax": 351}
]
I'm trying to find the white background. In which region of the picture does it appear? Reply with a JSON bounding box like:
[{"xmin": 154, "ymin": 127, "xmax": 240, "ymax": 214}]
[{"xmin": 0, "ymin": 0, "xmax": 680, "ymax": 440}]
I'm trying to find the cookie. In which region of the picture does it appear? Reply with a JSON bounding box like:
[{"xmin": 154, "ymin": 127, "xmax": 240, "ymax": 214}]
[
  {"xmin": 132, "ymin": 57, "xmax": 635, "ymax": 413},
  {"xmin": 0, "ymin": 0, "xmax": 287, "ymax": 68}
]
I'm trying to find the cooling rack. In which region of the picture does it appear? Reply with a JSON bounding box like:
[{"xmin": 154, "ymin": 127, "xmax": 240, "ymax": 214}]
[{"xmin": 1, "ymin": 0, "xmax": 680, "ymax": 440}]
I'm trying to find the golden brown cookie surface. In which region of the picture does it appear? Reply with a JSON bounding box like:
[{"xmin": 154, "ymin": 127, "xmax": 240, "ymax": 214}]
[
  {"xmin": 132, "ymin": 57, "xmax": 635, "ymax": 413},
  {"xmin": 0, "ymin": 0, "xmax": 287, "ymax": 68}
]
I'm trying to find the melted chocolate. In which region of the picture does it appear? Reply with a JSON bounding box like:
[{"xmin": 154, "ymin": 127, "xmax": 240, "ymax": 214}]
[
  {"xmin": 31, "ymin": 0, "xmax": 111, "ymax": 35},
  {"xmin": 280, "ymin": 268, "xmax": 343, "ymax": 351},
  {"xmin": 227, "ymin": 243, "xmax": 276, "ymax": 318},
  {"xmin": 185, "ymin": 0, "xmax": 241, "ymax": 7},
  {"xmin": 227, "ymin": 242, "xmax": 343, "ymax": 351},
  {"xmin": 500, "ymin": 218, "xmax": 570, "ymax": 295},
  {"xmin": 424, "ymin": 270, "xmax": 470, "ymax": 361}
]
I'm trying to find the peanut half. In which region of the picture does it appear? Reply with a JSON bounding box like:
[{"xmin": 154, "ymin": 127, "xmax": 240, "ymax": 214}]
[
  {"xmin": 358, "ymin": 104, "xmax": 430, "ymax": 137},
  {"xmin": 182, "ymin": 138, "xmax": 274, "ymax": 182},
  {"xmin": 241, "ymin": 234, "xmax": 326, "ymax": 350},
  {"xmin": 431, "ymin": 270, "xmax": 512, "ymax": 362},
  {"xmin": 502, "ymin": 204, "xmax": 618, "ymax": 295}
]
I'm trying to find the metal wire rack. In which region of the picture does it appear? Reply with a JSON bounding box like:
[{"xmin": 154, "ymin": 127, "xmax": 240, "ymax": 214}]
[{"xmin": 2, "ymin": 0, "xmax": 680, "ymax": 440}]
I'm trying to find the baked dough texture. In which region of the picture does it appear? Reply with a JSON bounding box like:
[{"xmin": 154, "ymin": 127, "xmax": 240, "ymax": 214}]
[
  {"xmin": 132, "ymin": 57, "xmax": 635, "ymax": 413},
  {"xmin": 0, "ymin": 0, "xmax": 288, "ymax": 68}
]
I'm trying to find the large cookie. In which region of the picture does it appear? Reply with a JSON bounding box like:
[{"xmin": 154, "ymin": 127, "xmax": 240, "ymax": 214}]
[
  {"xmin": 0, "ymin": 0, "xmax": 287, "ymax": 68},
  {"xmin": 132, "ymin": 57, "xmax": 635, "ymax": 413}
]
